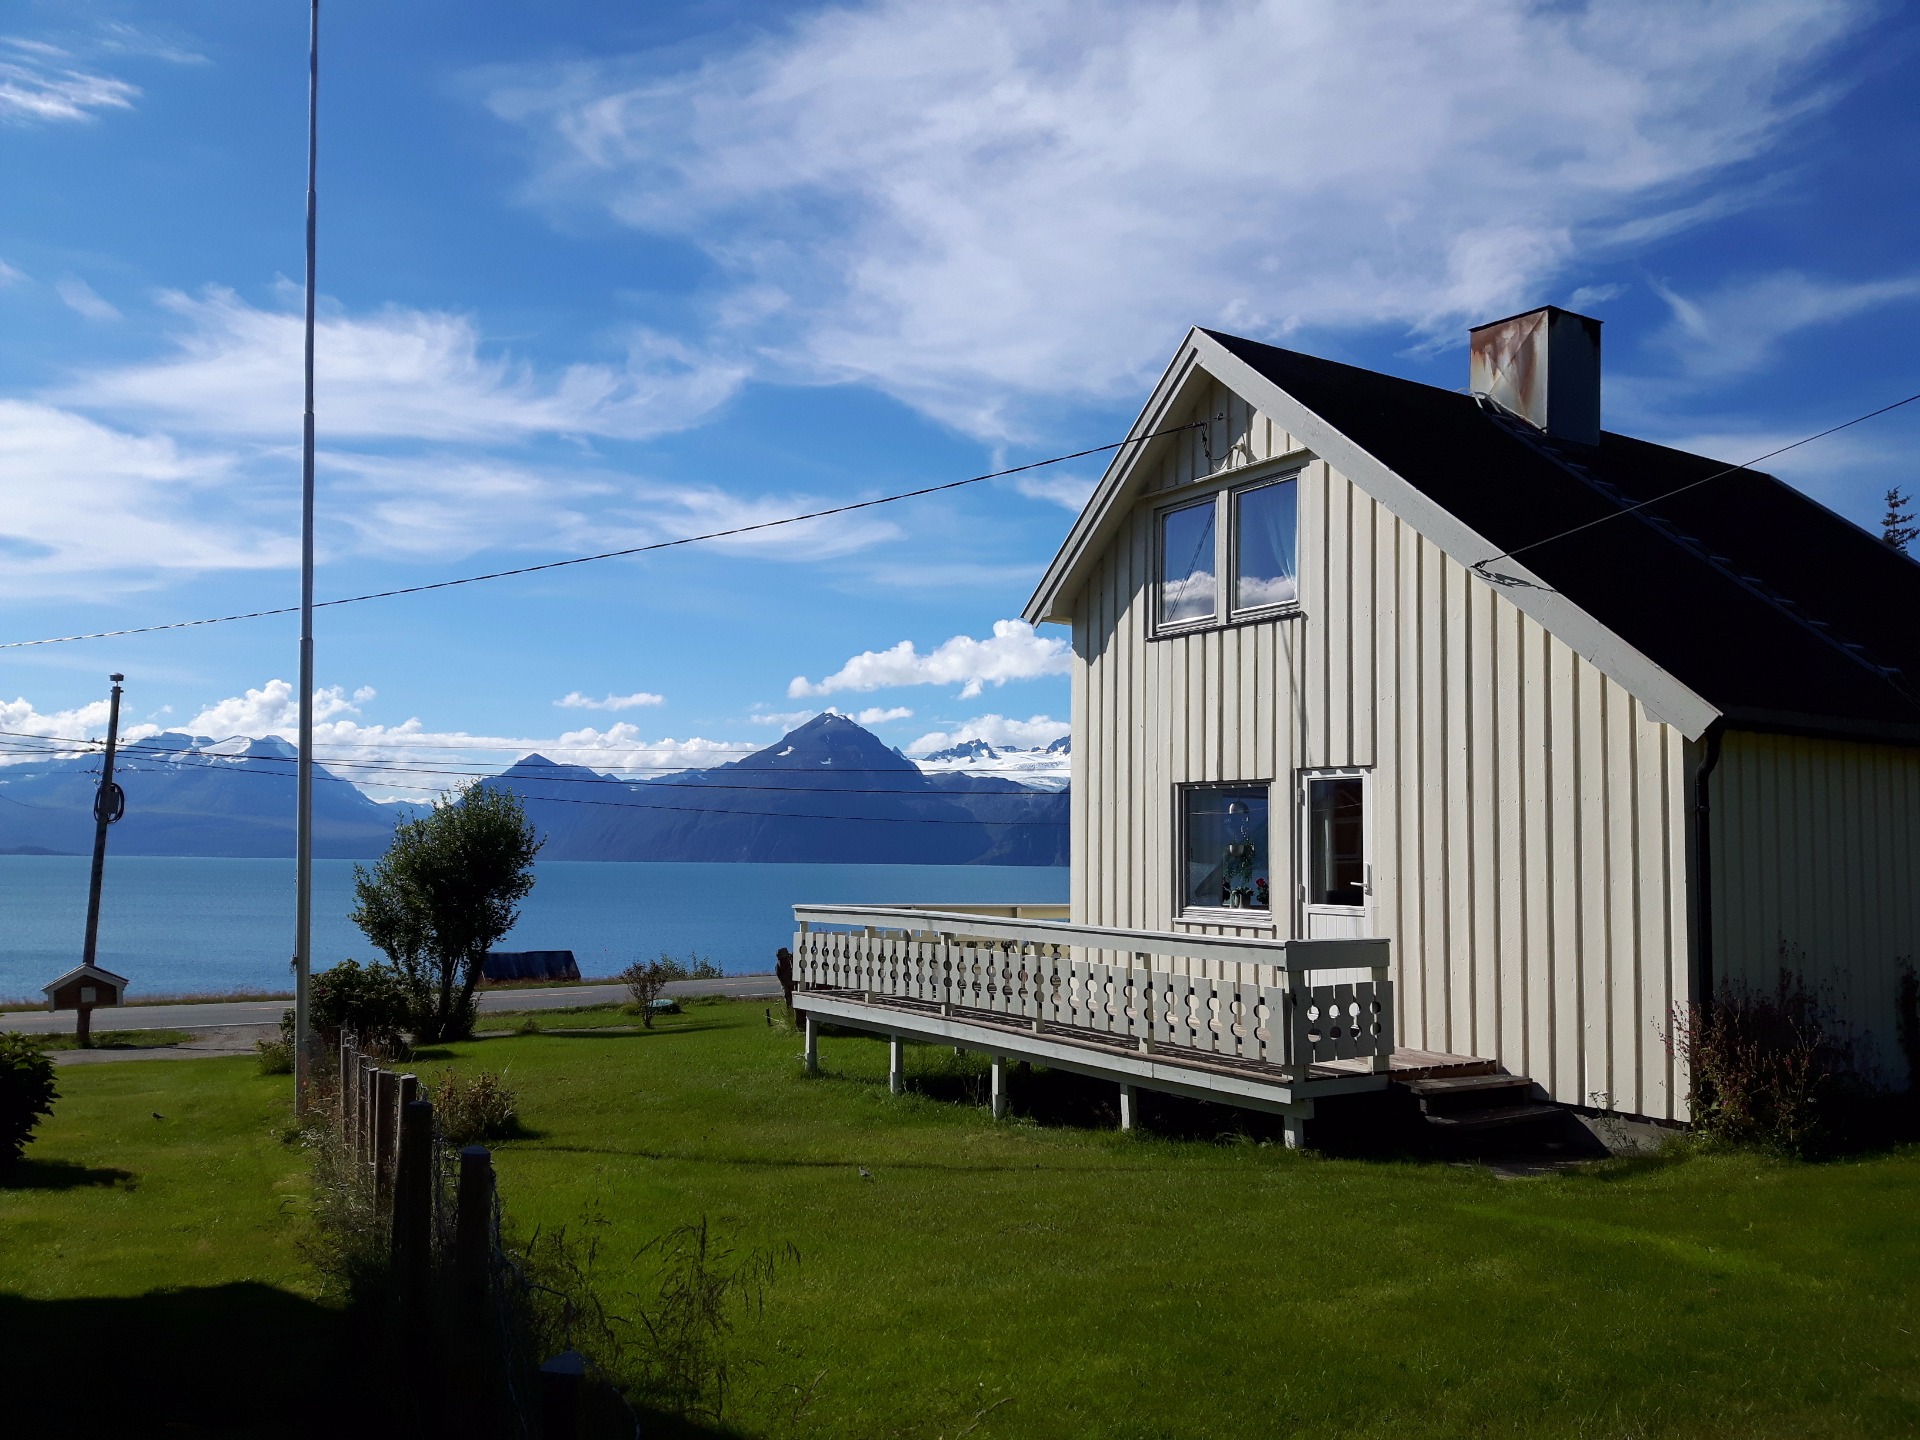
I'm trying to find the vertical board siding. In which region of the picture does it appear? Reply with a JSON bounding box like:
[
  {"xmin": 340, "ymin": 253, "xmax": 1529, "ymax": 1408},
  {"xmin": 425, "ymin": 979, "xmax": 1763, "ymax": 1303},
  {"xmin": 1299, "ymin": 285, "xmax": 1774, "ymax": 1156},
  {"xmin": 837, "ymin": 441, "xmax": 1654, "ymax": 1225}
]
[
  {"xmin": 1711, "ymin": 732, "xmax": 1920, "ymax": 1089},
  {"xmin": 1066, "ymin": 381, "xmax": 1694, "ymax": 1118}
]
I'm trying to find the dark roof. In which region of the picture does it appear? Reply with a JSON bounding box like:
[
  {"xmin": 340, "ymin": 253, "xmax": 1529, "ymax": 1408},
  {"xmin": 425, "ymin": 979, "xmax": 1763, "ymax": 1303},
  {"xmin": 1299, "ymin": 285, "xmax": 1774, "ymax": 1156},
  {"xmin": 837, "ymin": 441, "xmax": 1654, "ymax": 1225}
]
[{"xmin": 1203, "ymin": 329, "xmax": 1920, "ymax": 742}]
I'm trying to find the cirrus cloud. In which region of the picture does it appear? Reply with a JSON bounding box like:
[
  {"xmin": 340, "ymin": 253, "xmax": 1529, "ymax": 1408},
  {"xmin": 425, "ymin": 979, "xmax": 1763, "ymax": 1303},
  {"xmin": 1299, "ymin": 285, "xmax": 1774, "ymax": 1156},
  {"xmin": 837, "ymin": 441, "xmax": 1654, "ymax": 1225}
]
[
  {"xmin": 486, "ymin": 0, "xmax": 1867, "ymax": 437},
  {"xmin": 556, "ymin": 690, "xmax": 665, "ymax": 711}
]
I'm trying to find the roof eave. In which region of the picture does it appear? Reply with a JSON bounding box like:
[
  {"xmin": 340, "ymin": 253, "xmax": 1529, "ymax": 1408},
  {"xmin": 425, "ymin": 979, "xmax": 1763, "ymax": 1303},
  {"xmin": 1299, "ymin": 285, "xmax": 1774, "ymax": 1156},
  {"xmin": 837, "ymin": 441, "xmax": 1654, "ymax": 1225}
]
[{"xmin": 1023, "ymin": 330, "xmax": 1212, "ymax": 626}]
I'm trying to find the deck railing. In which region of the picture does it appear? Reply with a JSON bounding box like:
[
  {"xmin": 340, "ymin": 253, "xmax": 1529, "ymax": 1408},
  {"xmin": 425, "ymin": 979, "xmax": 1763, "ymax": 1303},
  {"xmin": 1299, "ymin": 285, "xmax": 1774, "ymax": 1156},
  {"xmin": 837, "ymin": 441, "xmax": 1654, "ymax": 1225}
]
[{"xmin": 792, "ymin": 904, "xmax": 1393, "ymax": 1081}]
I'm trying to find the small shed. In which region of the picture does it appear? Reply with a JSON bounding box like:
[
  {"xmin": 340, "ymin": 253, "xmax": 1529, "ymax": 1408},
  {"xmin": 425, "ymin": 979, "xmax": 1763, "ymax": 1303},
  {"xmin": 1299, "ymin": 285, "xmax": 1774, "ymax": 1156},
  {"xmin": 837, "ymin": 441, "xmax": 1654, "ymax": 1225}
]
[
  {"xmin": 43, "ymin": 963, "xmax": 130, "ymax": 1011},
  {"xmin": 482, "ymin": 950, "xmax": 580, "ymax": 984}
]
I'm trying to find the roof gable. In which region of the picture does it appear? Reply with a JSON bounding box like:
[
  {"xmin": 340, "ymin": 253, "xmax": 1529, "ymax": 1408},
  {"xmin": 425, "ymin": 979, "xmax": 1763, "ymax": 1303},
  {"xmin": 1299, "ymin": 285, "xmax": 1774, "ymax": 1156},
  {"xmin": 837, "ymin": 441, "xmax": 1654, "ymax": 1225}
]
[{"xmin": 1026, "ymin": 328, "xmax": 1920, "ymax": 745}]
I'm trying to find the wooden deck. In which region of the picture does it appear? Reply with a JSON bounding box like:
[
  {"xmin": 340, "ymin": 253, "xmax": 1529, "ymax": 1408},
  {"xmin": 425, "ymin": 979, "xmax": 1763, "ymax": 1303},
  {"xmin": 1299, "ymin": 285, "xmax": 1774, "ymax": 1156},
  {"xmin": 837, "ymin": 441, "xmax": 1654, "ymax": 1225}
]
[{"xmin": 789, "ymin": 903, "xmax": 1491, "ymax": 1145}]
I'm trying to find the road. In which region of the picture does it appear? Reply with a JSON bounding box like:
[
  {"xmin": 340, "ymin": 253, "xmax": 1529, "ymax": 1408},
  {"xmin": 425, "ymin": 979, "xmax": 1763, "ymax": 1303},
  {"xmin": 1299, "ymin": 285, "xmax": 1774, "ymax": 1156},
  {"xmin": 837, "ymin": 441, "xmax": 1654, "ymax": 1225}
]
[{"xmin": 0, "ymin": 973, "xmax": 783, "ymax": 1037}]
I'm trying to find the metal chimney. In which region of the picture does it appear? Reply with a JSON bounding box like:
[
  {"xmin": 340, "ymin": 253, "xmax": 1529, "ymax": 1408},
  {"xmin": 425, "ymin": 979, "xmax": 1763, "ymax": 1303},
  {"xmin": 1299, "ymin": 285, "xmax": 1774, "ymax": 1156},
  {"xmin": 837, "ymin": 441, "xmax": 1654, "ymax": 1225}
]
[{"xmin": 1469, "ymin": 305, "xmax": 1602, "ymax": 446}]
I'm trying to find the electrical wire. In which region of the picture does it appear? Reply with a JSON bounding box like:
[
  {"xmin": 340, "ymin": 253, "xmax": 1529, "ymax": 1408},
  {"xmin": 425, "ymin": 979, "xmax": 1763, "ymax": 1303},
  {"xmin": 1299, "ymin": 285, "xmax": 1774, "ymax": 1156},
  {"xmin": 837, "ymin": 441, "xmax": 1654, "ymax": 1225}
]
[
  {"xmin": 0, "ymin": 738, "xmax": 1065, "ymax": 827},
  {"xmin": 0, "ymin": 420, "xmax": 1204, "ymax": 651},
  {"xmin": 0, "ymin": 727, "xmax": 1067, "ymax": 790},
  {"xmin": 1472, "ymin": 388, "xmax": 1920, "ymax": 578}
]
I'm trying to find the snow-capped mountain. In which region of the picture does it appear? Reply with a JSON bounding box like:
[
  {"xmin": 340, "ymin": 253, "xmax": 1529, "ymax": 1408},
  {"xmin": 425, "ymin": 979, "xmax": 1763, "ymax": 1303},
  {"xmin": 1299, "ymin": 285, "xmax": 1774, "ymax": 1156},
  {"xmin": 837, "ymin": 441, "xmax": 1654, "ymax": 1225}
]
[{"xmin": 913, "ymin": 735, "xmax": 1071, "ymax": 791}]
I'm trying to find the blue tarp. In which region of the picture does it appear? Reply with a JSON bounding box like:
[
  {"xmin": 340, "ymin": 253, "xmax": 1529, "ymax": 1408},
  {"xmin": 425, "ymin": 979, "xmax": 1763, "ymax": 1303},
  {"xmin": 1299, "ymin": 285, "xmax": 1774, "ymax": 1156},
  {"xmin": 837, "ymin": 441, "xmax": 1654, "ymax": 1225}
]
[{"xmin": 482, "ymin": 949, "xmax": 581, "ymax": 983}]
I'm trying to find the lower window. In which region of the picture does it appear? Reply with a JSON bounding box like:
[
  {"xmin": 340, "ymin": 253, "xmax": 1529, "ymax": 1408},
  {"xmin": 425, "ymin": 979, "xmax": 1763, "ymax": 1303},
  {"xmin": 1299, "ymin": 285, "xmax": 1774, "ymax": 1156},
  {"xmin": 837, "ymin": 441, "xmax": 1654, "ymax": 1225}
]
[
  {"xmin": 1181, "ymin": 784, "xmax": 1270, "ymax": 913},
  {"xmin": 1305, "ymin": 774, "xmax": 1366, "ymax": 906}
]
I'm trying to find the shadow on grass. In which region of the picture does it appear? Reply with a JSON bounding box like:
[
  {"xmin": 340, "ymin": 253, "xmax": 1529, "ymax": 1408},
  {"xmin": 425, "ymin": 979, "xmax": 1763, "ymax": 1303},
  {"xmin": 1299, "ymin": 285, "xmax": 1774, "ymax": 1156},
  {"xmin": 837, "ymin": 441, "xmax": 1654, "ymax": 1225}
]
[
  {"xmin": 0, "ymin": 1283, "xmax": 393, "ymax": 1438},
  {"xmin": 0, "ymin": 1157, "xmax": 136, "ymax": 1191}
]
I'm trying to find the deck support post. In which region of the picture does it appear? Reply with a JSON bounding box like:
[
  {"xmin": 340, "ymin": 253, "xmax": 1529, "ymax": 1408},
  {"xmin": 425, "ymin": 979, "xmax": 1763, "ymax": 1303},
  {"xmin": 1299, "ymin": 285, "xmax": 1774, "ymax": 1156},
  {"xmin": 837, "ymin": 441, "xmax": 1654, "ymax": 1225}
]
[
  {"xmin": 1282, "ymin": 1113, "xmax": 1307, "ymax": 1150},
  {"xmin": 803, "ymin": 1013, "xmax": 819, "ymax": 1075},
  {"xmin": 888, "ymin": 1034, "xmax": 904, "ymax": 1094},
  {"xmin": 1118, "ymin": 1083, "xmax": 1135, "ymax": 1132},
  {"xmin": 990, "ymin": 1054, "xmax": 1008, "ymax": 1120}
]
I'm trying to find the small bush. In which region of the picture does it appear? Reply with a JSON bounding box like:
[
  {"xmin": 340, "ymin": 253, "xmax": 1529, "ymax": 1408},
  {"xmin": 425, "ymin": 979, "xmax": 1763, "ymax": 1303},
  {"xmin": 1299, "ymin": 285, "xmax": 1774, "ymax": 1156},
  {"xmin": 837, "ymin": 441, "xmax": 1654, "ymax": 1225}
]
[
  {"xmin": 283, "ymin": 957, "xmax": 418, "ymax": 1057},
  {"xmin": 1669, "ymin": 957, "xmax": 1859, "ymax": 1155},
  {"xmin": 434, "ymin": 1069, "xmax": 519, "ymax": 1145},
  {"xmin": 0, "ymin": 1030, "xmax": 59, "ymax": 1171},
  {"xmin": 255, "ymin": 1038, "xmax": 295, "ymax": 1075},
  {"xmin": 621, "ymin": 952, "xmax": 723, "ymax": 1028},
  {"xmin": 1897, "ymin": 962, "xmax": 1919, "ymax": 1095}
]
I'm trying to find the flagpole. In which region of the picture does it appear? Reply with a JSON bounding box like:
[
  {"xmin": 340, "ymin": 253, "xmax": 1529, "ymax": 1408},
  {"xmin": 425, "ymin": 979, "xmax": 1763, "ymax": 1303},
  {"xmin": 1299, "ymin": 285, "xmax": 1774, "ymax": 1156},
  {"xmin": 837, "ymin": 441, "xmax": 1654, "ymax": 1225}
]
[{"xmin": 294, "ymin": 0, "xmax": 319, "ymax": 1113}]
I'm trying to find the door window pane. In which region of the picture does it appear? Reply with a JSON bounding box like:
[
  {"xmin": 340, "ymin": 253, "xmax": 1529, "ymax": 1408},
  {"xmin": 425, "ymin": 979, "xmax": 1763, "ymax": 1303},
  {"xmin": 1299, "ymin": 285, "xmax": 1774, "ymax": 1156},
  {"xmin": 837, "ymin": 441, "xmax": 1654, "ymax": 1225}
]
[
  {"xmin": 1307, "ymin": 777, "xmax": 1365, "ymax": 906},
  {"xmin": 1157, "ymin": 500, "xmax": 1218, "ymax": 627},
  {"xmin": 1234, "ymin": 478, "xmax": 1298, "ymax": 612},
  {"xmin": 1183, "ymin": 785, "xmax": 1270, "ymax": 911}
]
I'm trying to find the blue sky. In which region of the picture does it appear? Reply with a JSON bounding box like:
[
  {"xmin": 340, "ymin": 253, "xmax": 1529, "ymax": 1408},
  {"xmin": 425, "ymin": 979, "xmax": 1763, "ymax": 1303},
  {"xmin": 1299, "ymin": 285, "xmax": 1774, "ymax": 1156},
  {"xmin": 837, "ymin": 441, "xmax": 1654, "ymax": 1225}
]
[{"xmin": 4, "ymin": 0, "xmax": 1918, "ymax": 795}]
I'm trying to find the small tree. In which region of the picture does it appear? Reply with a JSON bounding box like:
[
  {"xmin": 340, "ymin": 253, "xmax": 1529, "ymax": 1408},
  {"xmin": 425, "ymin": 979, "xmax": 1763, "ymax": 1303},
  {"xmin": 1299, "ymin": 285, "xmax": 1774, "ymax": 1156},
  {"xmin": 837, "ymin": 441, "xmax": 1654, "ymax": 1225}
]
[
  {"xmin": 351, "ymin": 784, "xmax": 542, "ymax": 1043},
  {"xmin": 622, "ymin": 956, "xmax": 681, "ymax": 1028},
  {"xmin": 0, "ymin": 1031, "xmax": 58, "ymax": 1173},
  {"xmin": 1883, "ymin": 487, "xmax": 1918, "ymax": 554}
]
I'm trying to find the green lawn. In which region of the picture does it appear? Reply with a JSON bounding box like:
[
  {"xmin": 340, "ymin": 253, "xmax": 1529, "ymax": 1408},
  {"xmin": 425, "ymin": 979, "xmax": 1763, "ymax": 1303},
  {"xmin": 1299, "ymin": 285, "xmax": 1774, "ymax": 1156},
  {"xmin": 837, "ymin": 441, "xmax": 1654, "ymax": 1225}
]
[
  {"xmin": 419, "ymin": 1001, "xmax": 1920, "ymax": 1439},
  {"xmin": 0, "ymin": 1059, "xmax": 379, "ymax": 1438},
  {"xmin": 7, "ymin": 1004, "xmax": 1919, "ymax": 1439}
]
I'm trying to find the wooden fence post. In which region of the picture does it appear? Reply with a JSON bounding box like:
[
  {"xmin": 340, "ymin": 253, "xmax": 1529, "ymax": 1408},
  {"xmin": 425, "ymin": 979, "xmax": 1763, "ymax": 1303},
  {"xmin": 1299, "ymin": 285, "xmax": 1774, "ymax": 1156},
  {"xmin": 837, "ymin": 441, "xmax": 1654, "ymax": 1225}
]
[
  {"xmin": 540, "ymin": 1350, "xmax": 584, "ymax": 1440},
  {"xmin": 456, "ymin": 1145, "xmax": 494, "ymax": 1319},
  {"xmin": 375, "ymin": 1069, "xmax": 400, "ymax": 1210},
  {"xmin": 358, "ymin": 1057, "xmax": 378, "ymax": 1166},
  {"xmin": 338, "ymin": 1036, "xmax": 353, "ymax": 1132},
  {"xmin": 395, "ymin": 1098, "xmax": 434, "ymax": 1307},
  {"xmin": 888, "ymin": 1034, "xmax": 904, "ymax": 1095},
  {"xmin": 991, "ymin": 1054, "xmax": 1008, "ymax": 1120}
]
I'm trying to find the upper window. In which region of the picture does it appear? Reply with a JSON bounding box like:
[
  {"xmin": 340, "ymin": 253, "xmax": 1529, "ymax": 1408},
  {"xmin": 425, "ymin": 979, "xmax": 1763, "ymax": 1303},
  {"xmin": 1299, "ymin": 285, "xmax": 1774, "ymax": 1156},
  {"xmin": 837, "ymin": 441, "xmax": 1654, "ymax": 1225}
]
[
  {"xmin": 1181, "ymin": 783, "xmax": 1271, "ymax": 914},
  {"xmin": 1157, "ymin": 499, "xmax": 1218, "ymax": 627},
  {"xmin": 1154, "ymin": 473, "xmax": 1299, "ymax": 634}
]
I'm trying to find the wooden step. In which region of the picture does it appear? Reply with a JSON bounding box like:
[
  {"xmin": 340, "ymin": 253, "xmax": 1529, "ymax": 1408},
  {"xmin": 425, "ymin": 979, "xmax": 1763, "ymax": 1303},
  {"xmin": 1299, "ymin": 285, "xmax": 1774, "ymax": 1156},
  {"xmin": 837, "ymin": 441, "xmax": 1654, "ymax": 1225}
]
[
  {"xmin": 1423, "ymin": 1102, "xmax": 1563, "ymax": 1132},
  {"xmin": 1401, "ymin": 1073, "xmax": 1536, "ymax": 1101}
]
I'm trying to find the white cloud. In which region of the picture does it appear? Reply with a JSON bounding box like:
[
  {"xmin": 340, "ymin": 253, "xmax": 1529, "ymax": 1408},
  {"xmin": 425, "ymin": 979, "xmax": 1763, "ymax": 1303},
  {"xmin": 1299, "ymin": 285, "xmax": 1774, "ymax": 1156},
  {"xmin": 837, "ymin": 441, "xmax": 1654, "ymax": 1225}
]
[
  {"xmin": 0, "ymin": 37, "xmax": 139, "ymax": 123},
  {"xmin": 0, "ymin": 694, "xmax": 115, "ymax": 760},
  {"xmin": 1566, "ymin": 282, "xmax": 1628, "ymax": 310},
  {"xmin": 55, "ymin": 276, "xmax": 120, "ymax": 321},
  {"xmin": 1011, "ymin": 472, "xmax": 1098, "ymax": 511},
  {"xmin": 487, "ymin": 0, "xmax": 1865, "ymax": 437},
  {"xmin": 753, "ymin": 705, "xmax": 914, "ymax": 728},
  {"xmin": 162, "ymin": 678, "xmax": 757, "ymax": 801},
  {"xmin": 1653, "ymin": 270, "xmax": 1920, "ymax": 379},
  {"xmin": 321, "ymin": 450, "xmax": 898, "ymax": 563},
  {"xmin": 556, "ymin": 690, "xmax": 665, "ymax": 711},
  {"xmin": 0, "ymin": 399, "xmax": 290, "ymax": 597},
  {"xmin": 789, "ymin": 619, "xmax": 1071, "ymax": 699},
  {"xmin": 186, "ymin": 681, "xmax": 370, "ymax": 737},
  {"xmin": 61, "ymin": 287, "xmax": 747, "ymax": 444},
  {"xmin": 0, "ymin": 256, "xmax": 25, "ymax": 286},
  {"xmin": 907, "ymin": 713, "xmax": 1069, "ymax": 754}
]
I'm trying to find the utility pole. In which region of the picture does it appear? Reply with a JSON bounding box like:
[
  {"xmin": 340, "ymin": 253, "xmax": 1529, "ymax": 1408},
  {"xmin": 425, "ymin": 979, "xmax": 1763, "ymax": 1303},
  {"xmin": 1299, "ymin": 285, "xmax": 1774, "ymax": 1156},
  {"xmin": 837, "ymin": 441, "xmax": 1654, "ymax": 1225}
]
[
  {"xmin": 293, "ymin": 0, "xmax": 319, "ymax": 1111},
  {"xmin": 79, "ymin": 673, "xmax": 127, "ymax": 1048}
]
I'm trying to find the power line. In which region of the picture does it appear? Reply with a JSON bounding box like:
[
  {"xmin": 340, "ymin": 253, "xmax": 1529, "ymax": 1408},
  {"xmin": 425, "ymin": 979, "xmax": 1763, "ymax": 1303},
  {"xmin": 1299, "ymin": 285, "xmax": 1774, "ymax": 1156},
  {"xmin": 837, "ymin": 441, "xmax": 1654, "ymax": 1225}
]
[
  {"xmin": 1472, "ymin": 388, "xmax": 1920, "ymax": 578},
  {"xmin": 0, "ymin": 738, "xmax": 1064, "ymax": 827},
  {"xmin": 0, "ymin": 421, "xmax": 1204, "ymax": 651},
  {"xmin": 0, "ymin": 727, "xmax": 1067, "ymax": 787}
]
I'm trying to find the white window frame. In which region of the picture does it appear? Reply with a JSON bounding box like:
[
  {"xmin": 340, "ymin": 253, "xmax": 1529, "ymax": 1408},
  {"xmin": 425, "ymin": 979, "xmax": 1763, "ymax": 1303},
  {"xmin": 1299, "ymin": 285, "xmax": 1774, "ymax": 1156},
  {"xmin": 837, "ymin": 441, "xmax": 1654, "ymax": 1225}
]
[
  {"xmin": 1297, "ymin": 767, "xmax": 1372, "ymax": 921},
  {"xmin": 1174, "ymin": 779, "xmax": 1276, "ymax": 925},
  {"xmin": 1150, "ymin": 464, "xmax": 1303, "ymax": 638}
]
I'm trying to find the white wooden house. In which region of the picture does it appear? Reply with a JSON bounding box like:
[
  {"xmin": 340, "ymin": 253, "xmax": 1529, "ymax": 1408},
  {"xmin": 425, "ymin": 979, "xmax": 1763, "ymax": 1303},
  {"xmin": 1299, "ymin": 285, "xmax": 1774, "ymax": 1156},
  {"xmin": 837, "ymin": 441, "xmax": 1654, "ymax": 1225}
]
[{"xmin": 791, "ymin": 307, "xmax": 1920, "ymax": 1139}]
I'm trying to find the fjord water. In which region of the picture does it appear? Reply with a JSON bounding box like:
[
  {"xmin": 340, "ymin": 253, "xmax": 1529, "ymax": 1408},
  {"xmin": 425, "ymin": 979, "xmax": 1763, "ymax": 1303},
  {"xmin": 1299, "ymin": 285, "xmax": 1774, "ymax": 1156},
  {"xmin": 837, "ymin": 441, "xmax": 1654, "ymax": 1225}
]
[{"xmin": 0, "ymin": 855, "xmax": 1067, "ymax": 1002}]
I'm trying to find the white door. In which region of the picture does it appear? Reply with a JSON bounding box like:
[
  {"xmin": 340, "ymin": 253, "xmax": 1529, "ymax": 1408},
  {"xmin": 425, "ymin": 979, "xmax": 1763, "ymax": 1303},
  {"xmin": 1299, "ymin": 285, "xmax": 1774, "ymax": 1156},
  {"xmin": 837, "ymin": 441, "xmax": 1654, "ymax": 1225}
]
[{"xmin": 1299, "ymin": 770, "xmax": 1372, "ymax": 941}]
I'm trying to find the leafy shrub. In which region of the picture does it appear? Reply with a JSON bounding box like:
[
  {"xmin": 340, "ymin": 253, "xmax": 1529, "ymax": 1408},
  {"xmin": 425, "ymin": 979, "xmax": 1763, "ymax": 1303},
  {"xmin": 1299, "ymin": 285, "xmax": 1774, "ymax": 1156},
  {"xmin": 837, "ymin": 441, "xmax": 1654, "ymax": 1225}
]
[
  {"xmin": 1669, "ymin": 958, "xmax": 1859, "ymax": 1155},
  {"xmin": 0, "ymin": 1030, "xmax": 58, "ymax": 1171},
  {"xmin": 515, "ymin": 1212, "xmax": 796, "ymax": 1429},
  {"xmin": 282, "ymin": 957, "xmax": 417, "ymax": 1056},
  {"xmin": 255, "ymin": 1038, "xmax": 295, "ymax": 1075},
  {"xmin": 621, "ymin": 952, "xmax": 723, "ymax": 1028},
  {"xmin": 433, "ymin": 1069, "xmax": 519, "ymax": 1145}
]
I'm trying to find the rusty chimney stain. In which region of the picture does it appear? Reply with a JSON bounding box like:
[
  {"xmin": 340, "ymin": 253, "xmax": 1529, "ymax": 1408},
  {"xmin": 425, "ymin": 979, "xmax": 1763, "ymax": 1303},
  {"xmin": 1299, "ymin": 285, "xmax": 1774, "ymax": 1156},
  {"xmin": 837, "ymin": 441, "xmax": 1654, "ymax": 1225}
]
[{"xmin": 1469, "ymin": 305, "xmax": 1602, "ymax": 446}]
